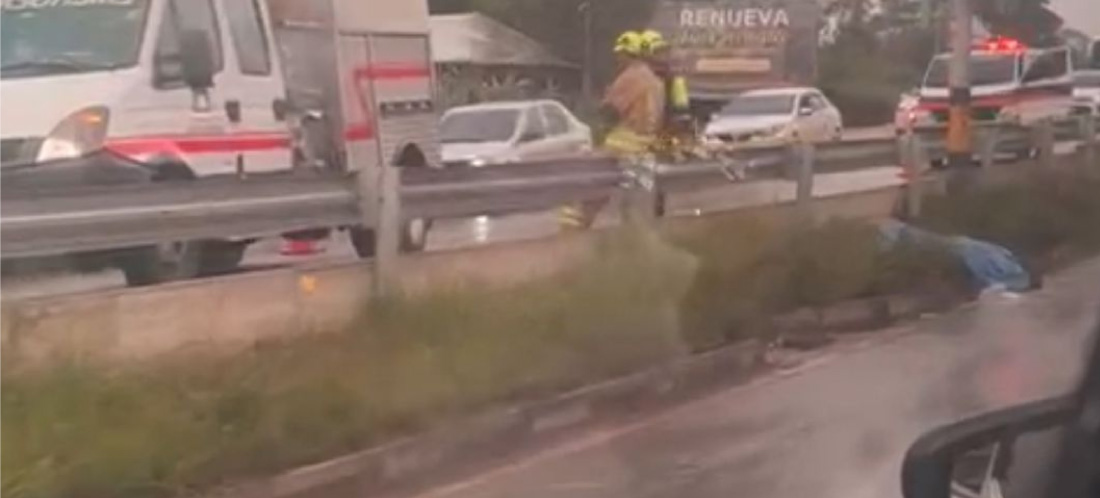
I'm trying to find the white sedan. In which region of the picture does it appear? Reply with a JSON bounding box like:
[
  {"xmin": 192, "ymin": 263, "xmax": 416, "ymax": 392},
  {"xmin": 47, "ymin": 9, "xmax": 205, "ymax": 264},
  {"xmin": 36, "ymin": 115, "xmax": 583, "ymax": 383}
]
[
  {"xmin": 1073, "ymin": 71, "xmax": 1100, "ymax": 116},
  {"xmin": 439, "ymin": 100, "xmax": 592, "ymax": 167},
  {"xmin": 703, "ymin": 88, "xmax": 844, "ymax": 146}
]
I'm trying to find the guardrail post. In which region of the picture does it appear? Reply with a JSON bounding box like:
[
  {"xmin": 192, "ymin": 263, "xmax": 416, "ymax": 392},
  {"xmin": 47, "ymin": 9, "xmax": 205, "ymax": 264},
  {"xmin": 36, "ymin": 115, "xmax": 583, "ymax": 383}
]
[
  {"xmin": 371, "ymin": 165, "xmax": 401, "ymax": 296},
  {"xmin": 1032, "ymin": 120, "xmax": 1056, "ymax": 168},
  {"xmin": 791, "ymin": 142, "xmax": 815, "ymax": 224},
  {"xmin": 976, "ymin": 126, "xmax": 998, "ymax": 170},
  {"xmin": 1082, "ymin": 113, "xmax": 1097, "ymax": 167},
  {"xmin": 899, "ymin": 130, "xmax": 927, "ymax": 219}
]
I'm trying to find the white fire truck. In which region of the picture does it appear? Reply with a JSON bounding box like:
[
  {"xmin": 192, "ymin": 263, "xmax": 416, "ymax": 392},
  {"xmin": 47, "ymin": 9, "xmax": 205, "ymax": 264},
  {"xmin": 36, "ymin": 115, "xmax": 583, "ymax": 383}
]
[
  {"xmin": 910, "ymin": 37, "xmax": 1075, "ymax": 130},
  {"xmin": 0, "ymin": 0, "xmax": 439, "ymax": 284}
]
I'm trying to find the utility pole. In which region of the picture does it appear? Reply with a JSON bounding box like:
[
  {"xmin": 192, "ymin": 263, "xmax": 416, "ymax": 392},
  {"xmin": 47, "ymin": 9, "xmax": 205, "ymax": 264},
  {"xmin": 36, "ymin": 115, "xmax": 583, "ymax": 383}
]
[
  {"xmin": 946, "ymin": 0, "xmax": 974, "ymax": 193},
  {"xmin": 579, "ymin": 1, "xmax": 594, "ymax": 103}
]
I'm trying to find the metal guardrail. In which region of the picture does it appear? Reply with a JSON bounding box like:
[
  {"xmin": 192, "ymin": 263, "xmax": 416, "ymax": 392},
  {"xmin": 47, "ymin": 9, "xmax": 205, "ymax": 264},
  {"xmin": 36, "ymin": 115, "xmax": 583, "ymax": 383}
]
[
  {"xmin": 1, "ymin": 175, "xmax": 361, "ymax": 258},
  {"xmin": 1, "ymin": 118, "xmax": 1095, "ymax": 262}
]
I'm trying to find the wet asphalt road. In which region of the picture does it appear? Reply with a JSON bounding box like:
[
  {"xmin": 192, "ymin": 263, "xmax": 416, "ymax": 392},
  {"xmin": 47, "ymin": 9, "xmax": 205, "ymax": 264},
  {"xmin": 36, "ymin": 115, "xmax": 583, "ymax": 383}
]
[{"xmin": 391, "ymin": 259, "xmax": 1100, "ymax": 498}]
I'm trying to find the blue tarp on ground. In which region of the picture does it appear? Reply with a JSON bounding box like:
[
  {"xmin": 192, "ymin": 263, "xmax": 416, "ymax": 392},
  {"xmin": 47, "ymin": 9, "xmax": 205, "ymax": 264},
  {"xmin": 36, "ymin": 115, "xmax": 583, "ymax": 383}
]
[{"xmin": 879, "ymin": 220, "xmax": 1032, "ymax": 292}]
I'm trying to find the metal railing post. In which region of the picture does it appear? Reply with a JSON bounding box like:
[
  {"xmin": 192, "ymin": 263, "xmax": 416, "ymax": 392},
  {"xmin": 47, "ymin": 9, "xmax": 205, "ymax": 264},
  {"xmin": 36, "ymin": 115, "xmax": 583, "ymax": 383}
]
[
  {"xmin": 1032, "ymin": 120, "xmax": 1055, "ymax": 168},
  {"xmin": 792, "ymin": 142, "xmax": 815, "ymax": 224},
  {"xmin": 977, "ymin": 125, "xmax": 998, "ymax": 170},
  {"xmin": 371, "ymin": 165, "xmax": 401, "ymax": 296},
  {"xmin": 899, "ymin": 130, "xmax": 927, "ymax": 219}
]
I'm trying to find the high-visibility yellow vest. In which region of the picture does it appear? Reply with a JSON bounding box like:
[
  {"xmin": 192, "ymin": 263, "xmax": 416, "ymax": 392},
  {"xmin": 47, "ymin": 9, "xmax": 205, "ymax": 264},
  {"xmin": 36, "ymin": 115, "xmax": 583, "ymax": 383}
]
[{"xmin": 669, "ymin": 76, "xmax": 689, "ymax": 111}]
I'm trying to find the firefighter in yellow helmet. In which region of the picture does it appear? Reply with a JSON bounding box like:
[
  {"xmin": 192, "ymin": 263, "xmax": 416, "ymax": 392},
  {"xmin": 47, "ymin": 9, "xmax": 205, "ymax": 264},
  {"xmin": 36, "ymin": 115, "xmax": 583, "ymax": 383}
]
[
  {"xmin": 559, "ymin": 30, "xmax": 666, "ymax": 230},
  {"xmin": 600, "ymin": 31, "xmax": 666, "ymax": 155}
]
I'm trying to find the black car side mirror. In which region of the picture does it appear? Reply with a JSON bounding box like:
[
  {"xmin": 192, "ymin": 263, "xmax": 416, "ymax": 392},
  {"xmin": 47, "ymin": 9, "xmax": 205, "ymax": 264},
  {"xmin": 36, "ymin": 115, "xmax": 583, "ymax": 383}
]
[
  {"xmin": 901, "ymin": 396, "xmax": 1074, "ymax": 498},
  {"xmin": 179, "ymin": 30, "xmax": 215, "ymax": 91}
]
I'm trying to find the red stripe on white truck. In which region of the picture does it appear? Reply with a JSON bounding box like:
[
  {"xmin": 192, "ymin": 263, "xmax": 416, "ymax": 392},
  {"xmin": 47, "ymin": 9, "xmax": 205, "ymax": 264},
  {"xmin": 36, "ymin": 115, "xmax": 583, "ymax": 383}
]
[
  {"xmin": 353, "ymin": 62, "xmax": 431, "ymax": 81},
  {"xmin": 106, "ymin": 124, "xmax": 378, "ymax": 158},
  {"xmin": 106, "ymin": 132, "xmax": 292, "ymax": 156}
]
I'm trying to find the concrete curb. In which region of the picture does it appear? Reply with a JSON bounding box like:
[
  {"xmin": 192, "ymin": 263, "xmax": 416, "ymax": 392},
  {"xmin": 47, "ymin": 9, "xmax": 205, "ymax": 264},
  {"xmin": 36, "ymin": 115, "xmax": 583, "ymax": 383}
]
[
  {"xmin": 771, "ymin": 293, "xmax": 969, "ymax": 353},
  {"xmin": 206, "ymin": 341, "xmax": 764, "ymax": 498},
  {"xmin": 770, "ymin": 294, "xmax": 943, "ymax": 340}
]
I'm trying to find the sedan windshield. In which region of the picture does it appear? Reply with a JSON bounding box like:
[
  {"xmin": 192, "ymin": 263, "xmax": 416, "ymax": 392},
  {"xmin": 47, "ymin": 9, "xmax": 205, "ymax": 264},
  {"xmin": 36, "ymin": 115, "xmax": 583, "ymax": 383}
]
[
  {"xmin": 1, "ymin": 0, "xmax": 150, "ymax": 79},
  {"xmin": 440, "ymin": 109, "xmax": 520, "ymax": 143},
  {"xmin": 1075, "ymin": 72, "xmax": 1100, "ymax": 88},
  {"xmin": 924, "ymin": 54, "xmax": 1018, "ymax": 88},
  {"xmin": 719, "ymin": 95, "xmax": 795, "ymax": 117}
]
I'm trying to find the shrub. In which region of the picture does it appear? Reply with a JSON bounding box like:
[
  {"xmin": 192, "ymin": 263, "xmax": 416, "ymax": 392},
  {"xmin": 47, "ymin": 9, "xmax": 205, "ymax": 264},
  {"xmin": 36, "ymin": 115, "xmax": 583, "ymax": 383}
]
[{"xmin": 666, "ymin": 216, "xmax": 954, "ymax": 350}]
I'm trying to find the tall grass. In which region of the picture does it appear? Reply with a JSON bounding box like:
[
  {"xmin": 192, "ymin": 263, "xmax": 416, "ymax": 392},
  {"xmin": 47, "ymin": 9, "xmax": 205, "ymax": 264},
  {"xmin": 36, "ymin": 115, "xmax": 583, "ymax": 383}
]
[
  {"xmin": 2, "ymin": 229, "xmax": 697, "ymax": 498},
  {"xmin": 667, "ymin": 216, "xmax": 965, "ymax": 350}
]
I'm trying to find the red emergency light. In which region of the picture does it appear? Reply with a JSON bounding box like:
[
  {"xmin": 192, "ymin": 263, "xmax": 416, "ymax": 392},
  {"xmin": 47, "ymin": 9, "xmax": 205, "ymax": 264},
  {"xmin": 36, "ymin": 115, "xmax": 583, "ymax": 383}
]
[{"xmin": 977, "ymin": 36, "xmax": 1025, "ymax": 53}]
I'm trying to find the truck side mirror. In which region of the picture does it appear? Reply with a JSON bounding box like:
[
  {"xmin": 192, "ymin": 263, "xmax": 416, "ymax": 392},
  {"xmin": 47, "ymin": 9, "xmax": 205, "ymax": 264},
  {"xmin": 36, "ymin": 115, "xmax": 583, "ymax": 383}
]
[
  {"xmin": 901, "ymin": 396, "xmax": 1074, "ymax": 498},
  {"xmin": 179, "ymin": 30, "xmax": 215, "ymax": 91}
]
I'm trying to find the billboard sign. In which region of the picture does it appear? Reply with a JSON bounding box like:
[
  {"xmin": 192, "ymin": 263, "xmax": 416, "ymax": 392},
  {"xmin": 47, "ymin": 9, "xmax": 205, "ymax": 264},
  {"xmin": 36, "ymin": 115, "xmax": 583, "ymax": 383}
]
[{"xmin": 652, "ymin": 0, "xmax": 822, "ymax": 98}]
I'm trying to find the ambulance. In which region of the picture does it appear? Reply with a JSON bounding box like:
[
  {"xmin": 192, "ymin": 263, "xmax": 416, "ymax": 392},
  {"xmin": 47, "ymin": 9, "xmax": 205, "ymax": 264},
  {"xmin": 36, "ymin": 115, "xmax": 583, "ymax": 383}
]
[
  {"xmin": 911, "ymin": 37, "xmax": 1075, "ymax": 130},
  {"xmin": 0, "ymin": 0, "xmax": 439, "ymax": 285}
]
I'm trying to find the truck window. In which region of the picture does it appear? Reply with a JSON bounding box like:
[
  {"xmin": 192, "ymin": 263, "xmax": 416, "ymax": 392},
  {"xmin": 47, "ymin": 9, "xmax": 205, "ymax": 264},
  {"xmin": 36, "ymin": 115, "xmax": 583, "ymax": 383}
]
[
  {"xmin": 1024, "ymin": 50, "xmax": 1068, "ymax": 83},
  {"xmin": 154, "ymin": 0, "xmax": 223, "ymax": 88},
  {"xmin": 223, "ymin": 0, "xmax": 271, "ymax": 76}
]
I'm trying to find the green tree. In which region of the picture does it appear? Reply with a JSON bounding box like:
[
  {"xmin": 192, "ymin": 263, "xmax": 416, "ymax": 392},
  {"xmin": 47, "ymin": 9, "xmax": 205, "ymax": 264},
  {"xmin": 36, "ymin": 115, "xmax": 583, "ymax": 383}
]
[
  {"xmin": 973, "ymin": 0, "xmax": 1062, "ymax": 46},
  {"xmin": 818, "ymin": 0, "xmax": 937, "ymax": 125},
  {"xmin": 431, "ymin": 0, "xmax": 657, "ymax": 95}
]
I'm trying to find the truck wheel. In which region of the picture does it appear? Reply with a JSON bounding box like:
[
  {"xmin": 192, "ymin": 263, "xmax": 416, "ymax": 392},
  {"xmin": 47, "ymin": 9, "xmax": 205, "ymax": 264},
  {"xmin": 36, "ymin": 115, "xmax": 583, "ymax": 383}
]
[
  {"xmin": 348, "ymin": 226, "xmax": 376, "ymax": 259},
  {"xmin": 118, "ymin": 247, "xmax": 162, "ymax": 287},
  {"xmin": 349, "ymin": 220, "xmax": 431, "ymax": 259},
  {"xmin": 117, "ymin": 241, "xmax": 204, "ymax": 287},
  {"xmin": 197, "ymin": 241, "xmax": 248, "ymax": 276}
]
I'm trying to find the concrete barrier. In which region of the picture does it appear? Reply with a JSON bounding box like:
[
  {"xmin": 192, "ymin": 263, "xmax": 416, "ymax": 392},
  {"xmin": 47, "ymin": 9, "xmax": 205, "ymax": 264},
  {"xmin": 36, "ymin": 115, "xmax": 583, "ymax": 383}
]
[{"xmin": 1, "ymin": 185, "xmax": 904, "ymax": 367}]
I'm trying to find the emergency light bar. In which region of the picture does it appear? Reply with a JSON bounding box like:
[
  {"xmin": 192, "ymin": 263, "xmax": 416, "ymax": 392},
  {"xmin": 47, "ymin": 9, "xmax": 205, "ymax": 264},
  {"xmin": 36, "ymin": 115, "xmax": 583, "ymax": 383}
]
[{"xmin": 976, "ymin": 36, "xmax": 1025, "ymax": 53}]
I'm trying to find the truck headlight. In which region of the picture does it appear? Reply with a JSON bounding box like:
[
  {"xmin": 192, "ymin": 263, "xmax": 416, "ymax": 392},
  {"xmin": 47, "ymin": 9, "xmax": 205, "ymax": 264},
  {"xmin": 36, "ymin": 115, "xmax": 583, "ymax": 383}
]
[{"xmin": 36, "ymin": 106, "xmax": 110, "ymax": 163}]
